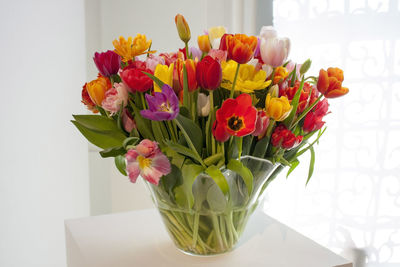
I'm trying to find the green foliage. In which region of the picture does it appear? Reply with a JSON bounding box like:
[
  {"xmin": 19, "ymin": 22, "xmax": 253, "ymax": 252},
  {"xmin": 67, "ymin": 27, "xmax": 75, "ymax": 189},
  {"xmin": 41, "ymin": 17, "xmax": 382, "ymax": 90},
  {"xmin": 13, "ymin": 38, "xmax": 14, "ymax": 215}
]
[
  {"xmin": 71, "ymin": 115, "xmax": 126, "ymax": 149},
  {"xmin": 99, "ymin": 146, "xmax": 125, "ymax": 158},
  {"xmin": 114, "ymin": 155, "xmax": 127, "ymax": 176},
  {"xmin": 129, "ymin": 100, "xmax": 154, "ymax": 140},
  {"xmin": 283, "ymin": 77, "xmax": 305, "ymax": 128},
  {"xmin": 286, "ymin": 159, "xmax": 300, "ymax": 178},
  {"xmin": 227, "ymin": 159, "xmax": 253, "ymax": 195},
  {"xmin": 306, "ymin": 147, "xmax": 315, "ymax": 186},
  {"xmin": 205, "ymin": 165, "xmax": 229, "ymax": 195},
  {"xmin": 175, "ymin": 114, "xmax": 203, "ymax": 155},
  {"xmin": 142, "ymin": 71, "xmax": 165, "ymax": 89},
  {"xmin": 174, "ymin": 163, "xmax": 204, "ymax": 208}
]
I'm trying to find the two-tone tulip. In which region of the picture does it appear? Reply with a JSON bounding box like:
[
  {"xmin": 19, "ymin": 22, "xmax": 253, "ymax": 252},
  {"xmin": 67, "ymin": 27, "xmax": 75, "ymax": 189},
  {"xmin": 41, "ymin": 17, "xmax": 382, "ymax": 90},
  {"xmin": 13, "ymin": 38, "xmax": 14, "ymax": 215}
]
[
  {"xmin": 271, "ymin": 125, "xmax": 303, "ymax": 149},
  {"xmin": 175, "ymin": 14, "xmax": 191, "ymax": 43},
  {"xmin": 86, "ymin": 75, "xmax": 112, "ymax": 106},
  {"xmin": 317, "ymin": 67, "xmax": 349, "ymax": 98},
  {"xmin": 222, "ymin": 34, "xmax": 258, "ymax": 64},
  {"xmin": 177, "ymin": 58, "xmax": 198, "ymax": 92}
]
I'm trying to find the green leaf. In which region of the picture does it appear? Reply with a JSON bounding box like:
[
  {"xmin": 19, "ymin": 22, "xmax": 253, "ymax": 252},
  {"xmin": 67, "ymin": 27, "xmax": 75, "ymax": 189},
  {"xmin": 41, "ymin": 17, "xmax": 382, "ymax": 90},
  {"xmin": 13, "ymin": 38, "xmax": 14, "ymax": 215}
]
[
  {"xmin": 163, "ymin": 146, "xmax": 185, "ymax": 169},
  {"xmin": 174, "ymin": 163, "xmax": 204, "ymax": 208},
  {"xmin": 252, "ymin": 135, "xmax": 270, "ymax": 158},
  {"xmin": 142, "ymin": 71, "xmax": 165, "ymax": 89},
  {"xmin": 114, "ymin": 155, "xmax": 127, "ymax": 176},
  {"xmin": 306, "ymin": 147, "xmax": 315, "ymax": 185},
  {"xmin": 205, "ymin": 165, "xmax": 229, "ymax": 195},
  {"xmin": 283, "ymin": 77, "xmax": 305, "ymax": 128},
  {"xmin": 151, "ymin": 120, "xmax": 165, "ymax": 145},
  {"xmin": 122, "ymin": 137, "xmax": 140, "ymax": 149},
  {"xmin": 116, "ymin": 104, "xmax": 124, "ymax": 132},
  {"xmin": 72, "ymin": 114, "xmax": 121, "ymax": 132},
  {"xmin": 71, "ymin": 120, "xmax": 126, "ymax": 149},
  {"xmin": 179, "ymin": 106, "xmax": 191, "ymax": 119},
  {"xmin": 160, "ymin": 164, "xmax": 181, "ymax": 196},
  {"xmin": 227, "ymin": 159, "xmax": 253, "ymax": 195},
  {"xmin": 164, "ymin": 140, "xmax": 202, "ymax": 163},
  {"xmin": 175, "ymin": 114, "xmax": 203, "ymax": 154},
  {"xmin": 129, "ymin": 100, "xmax": 154, "ymax": 140},
  {"xmin": 204, "ymin": 153, "xmax": 223, "ymax": 166},
  {"xmin": 99, "ymin": 146, "xmax": 125, "ymax": 158},
  {"xmin": 286, "ymin": 159, "xmax": 299, "ymax": 178}
]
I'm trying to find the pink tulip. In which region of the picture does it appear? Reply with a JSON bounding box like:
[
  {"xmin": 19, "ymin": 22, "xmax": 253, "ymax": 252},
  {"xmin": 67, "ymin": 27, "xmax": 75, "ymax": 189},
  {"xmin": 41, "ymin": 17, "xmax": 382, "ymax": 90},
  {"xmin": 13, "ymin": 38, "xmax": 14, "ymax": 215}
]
[
  {"xmin": 101, "ymin": 82, "xmax": 128, "ymax": 114},
  {"xmin": 122, "ymin": 109, "xmax": 136, "ymax": 133},
  {"xmin": 259, "ymin": 26, "xmax": 290, "ymax": 67},
  {"xmin": 208, "ymin": 49, "xmax": 227, "ymax": 63},
  {"xmin": 145, "ymin": 55, "xmax": 166, "ymax": 72},
  {"xmin": 126, "ymin": 140, "xmax": 171, "ymax": 185}
]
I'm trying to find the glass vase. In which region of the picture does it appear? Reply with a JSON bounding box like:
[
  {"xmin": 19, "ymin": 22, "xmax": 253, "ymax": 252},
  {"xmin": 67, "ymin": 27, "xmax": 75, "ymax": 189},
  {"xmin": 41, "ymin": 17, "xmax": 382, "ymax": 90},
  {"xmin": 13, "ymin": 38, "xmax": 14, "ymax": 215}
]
[{"xmin": 145, "ymin": 156, "xmax": 280, "ymax": 256}]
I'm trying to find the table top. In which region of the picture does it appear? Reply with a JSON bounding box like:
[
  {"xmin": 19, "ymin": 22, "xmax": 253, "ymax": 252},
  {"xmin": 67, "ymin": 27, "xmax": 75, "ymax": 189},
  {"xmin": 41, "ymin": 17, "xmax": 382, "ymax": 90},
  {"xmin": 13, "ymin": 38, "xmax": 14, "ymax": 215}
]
[{"xmin": 65, "ymin": 208, "xmax": 352, "ymax": 267}]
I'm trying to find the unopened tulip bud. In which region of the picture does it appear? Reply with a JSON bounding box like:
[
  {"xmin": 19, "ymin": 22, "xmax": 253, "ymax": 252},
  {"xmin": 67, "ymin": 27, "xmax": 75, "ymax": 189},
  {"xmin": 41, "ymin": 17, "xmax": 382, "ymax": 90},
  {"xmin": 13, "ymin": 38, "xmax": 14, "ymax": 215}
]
[
  {"xmin": 300, "ymin": 59, "xmax": 312, "ymax": 75},
  {"xmin": 197, "ymin": 93, "xmax": 210, "ymax": 117},
  {"xmin": 175, "ymin": 14, "xmax": 191, "ymax": 43}
]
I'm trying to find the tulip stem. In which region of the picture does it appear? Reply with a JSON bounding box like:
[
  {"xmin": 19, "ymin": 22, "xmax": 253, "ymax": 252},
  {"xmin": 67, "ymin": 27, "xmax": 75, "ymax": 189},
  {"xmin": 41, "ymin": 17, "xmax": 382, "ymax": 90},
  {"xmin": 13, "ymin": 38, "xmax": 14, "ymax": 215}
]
[
  {"xmin": 290, "ymin": 94, "xmax": 323, "ymax": 131},
  {"xmin": 174, "ymin": 118, "xmax": 207, "ymax": 168},
  {"xmin": 229, "ymin": 63, "xmax": 241, "ymax": 98},
  {"xmin": 140, "ymin": 92, "xmax": 147, "ymax": 109},
  {"xmin": 209, "ymin": 91, "xmax": 216, "ymax": 155},
  {"xmin": 185, "ymin": 42, "xmax": 191, "ymax": 59}
]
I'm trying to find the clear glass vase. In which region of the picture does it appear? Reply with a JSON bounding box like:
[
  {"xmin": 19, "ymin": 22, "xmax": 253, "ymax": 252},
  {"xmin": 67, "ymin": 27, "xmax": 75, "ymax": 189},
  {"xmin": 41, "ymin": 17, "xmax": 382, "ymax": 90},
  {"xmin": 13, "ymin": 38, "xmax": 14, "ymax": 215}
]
[{"xmin": 145, "ymin": 156, "xmax": 280, "ymax": 256}]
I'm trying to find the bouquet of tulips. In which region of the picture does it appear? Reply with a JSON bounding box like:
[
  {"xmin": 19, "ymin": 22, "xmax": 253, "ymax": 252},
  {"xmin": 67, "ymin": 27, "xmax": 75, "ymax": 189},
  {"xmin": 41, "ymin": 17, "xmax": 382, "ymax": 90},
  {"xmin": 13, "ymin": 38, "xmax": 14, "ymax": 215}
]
[{"xmin": 72, "ymin": 14, "xmax": 348, "ymax": 255}]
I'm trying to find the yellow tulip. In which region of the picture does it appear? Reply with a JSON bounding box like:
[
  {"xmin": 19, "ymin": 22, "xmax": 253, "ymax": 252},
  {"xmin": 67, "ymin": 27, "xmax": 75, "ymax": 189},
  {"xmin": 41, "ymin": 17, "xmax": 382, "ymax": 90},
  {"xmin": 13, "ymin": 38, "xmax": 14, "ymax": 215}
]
[
  {"xmin": 197, "ymin": 35, "xmax": 211, "ymax": 53},
  {"xmin": 112, "ymin": 34, "xmax": 153, "ymax": 62},
  {"xmin": 154, "ymin": 63, "xmax": 174, "ymax": 92},
  {"xmin": 86, "ymin": 75, "xmax": 111, "ymax": 106},
  {"xmin": 265, "ymin": 93, "xmax": 292, "ymax": 121},
  {"xmin": 221, "ymin": 60, "xmax": 271, "ymax": 94},
  {"xmin": 208, "ymin": 26, "xmax": 226, "ymax": 48}
]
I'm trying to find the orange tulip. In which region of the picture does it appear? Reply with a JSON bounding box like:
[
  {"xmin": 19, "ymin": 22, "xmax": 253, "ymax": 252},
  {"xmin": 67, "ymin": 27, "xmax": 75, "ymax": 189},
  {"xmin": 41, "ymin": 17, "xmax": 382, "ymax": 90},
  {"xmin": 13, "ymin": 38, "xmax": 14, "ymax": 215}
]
[
  {"xmin": 317, "ymin": 67, "xmax": 349, "ymax": 98},
  {"xmin": 223, "ymin": 34, "xmax": 257, "ymax": 64},
  {"xmin": 197, "ymin": 35, "xmax": 211, "ymax": 53},
  {"xmin": 86, "ymin": 75, "xmax": 111, "ymax": 106},
  {"xmin": 177, "ymin": 58, "xmax": 198, "ymax": 92}
]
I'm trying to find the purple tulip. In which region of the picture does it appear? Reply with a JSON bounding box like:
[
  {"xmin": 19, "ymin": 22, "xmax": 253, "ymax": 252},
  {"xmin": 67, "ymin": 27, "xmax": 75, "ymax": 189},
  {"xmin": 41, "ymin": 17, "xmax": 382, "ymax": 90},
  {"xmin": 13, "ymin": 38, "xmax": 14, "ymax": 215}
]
[
  {"xmin": 93, "ymin": 50, "xmax": 121, "ymax": 77},
  {"xmin": 140, "ymin": 84, "xmax": 179, "ymax": 121}
]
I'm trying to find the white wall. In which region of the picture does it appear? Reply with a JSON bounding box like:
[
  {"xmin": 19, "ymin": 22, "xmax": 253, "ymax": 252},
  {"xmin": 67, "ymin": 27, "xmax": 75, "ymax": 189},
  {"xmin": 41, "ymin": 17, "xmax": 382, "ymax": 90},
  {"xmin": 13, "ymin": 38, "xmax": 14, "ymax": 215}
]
[{"xmin": 0, "ymin": 0, "xmax": 90, "ymax": 266}]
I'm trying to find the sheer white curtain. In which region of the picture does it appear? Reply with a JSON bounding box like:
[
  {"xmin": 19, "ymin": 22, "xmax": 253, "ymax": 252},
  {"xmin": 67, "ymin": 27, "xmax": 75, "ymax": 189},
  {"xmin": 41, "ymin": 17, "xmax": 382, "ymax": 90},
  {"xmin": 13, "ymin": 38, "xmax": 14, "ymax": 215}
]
[{"xmin": 264, "ymin": 1, "xmax": 400, "ymax": 266}]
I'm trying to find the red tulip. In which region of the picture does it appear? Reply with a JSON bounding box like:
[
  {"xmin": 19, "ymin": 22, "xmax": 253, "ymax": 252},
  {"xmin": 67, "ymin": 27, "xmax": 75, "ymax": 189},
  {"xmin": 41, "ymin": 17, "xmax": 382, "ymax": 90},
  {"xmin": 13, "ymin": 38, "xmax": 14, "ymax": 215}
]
[
  {"xmin": 196, "ymin": 56, "xmax": 222, "ymax": 90},
  {"xmin": 121, "ymin": 67, "xmax": 153, "ymax": 93},
  {"xmin": 271, "ymin": 125, "xmax": 302, "ymax": 149},
  {"xmin": 212, "ymin": 120, "xmax": 230, "ymax": 142},
  {"xmin": 303, "ymin": 99, "xmax": 329, "ymax": 133},
  {"xmin": 214, "ymin": 93, "xmax": 257, "ymax": 140}
]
